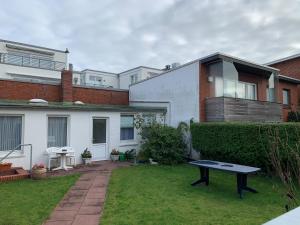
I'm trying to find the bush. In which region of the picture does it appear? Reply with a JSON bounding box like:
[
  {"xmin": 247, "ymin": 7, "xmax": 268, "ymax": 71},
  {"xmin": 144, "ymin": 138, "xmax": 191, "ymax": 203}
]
[
  {"xmin": 140, "ymin": 124, "xmax": 185, "ymax": 165},
  {"xmin": 190, "ymin": 122, "xmax": 300, "ymax": 172},
  {"xmin": 288, "ymin": 111, "xmax": 300, "ymax": 122}
]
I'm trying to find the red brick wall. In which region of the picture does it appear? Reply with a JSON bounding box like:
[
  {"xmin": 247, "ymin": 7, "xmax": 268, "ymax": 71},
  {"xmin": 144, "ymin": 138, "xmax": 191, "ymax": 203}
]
[
  {"xmin": 0, "ymin": 79, "xmax": 61, "ymax": 101},
  {"xmin": 278, "ymin": 80, "xmax": 298, "ymax": 121},
  {"xmin": 61, "ymin": 70, "xmax": 73, "ymax": 102},
  {"xmin": 270, "ymin": 57, "xmax": 300, "ymax": 79},
  {"xmin": 73, "ymin": 87, "xmax": 129, "ymax": 105},
  {"xmin": 270, "ymin": 57, "xmax": 300, "ymax": 120},
  {"xmin": 0, "ymin": 70, "xmax": 129, "ymax": 105}
]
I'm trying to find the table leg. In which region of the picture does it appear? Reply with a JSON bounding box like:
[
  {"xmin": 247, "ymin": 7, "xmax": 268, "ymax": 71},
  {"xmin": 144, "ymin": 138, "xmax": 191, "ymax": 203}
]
[
  {"xmin": 191, "ymin": 167, "xmax": 209, "ymax": 186},
  {"xmin": 237, "ymin": 173, "xmax": 258, "ymax": 198}
]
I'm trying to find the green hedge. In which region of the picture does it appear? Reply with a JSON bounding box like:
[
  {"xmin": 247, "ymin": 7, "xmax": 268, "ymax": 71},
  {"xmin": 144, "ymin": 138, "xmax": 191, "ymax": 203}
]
[{"xmin": 191, "ymin": 122, "xmax": 300, "ymax": 171}]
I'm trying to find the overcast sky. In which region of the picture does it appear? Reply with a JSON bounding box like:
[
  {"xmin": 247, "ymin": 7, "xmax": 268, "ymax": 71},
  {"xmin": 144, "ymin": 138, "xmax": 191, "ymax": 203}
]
[{"xmin": 1, "ymin": 0, "xmax": 300, "ymax": 72}]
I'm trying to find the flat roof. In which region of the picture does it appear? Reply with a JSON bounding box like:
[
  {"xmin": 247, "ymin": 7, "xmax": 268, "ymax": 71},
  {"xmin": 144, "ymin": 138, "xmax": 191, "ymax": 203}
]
[
  {"xmin": 119, "ymin": 66, "xmax": 162, "ymax": 75},
  {"xmin": 130, "ymin": 52, "xmax": 279, "ymax": 87},
  {"xmin": 0, "ymin": 100, "xmax": 166, "ymax": 113},
  {"xmin": 0, "ymin": 38, "xmax": 67, "ymax": 53},
  {"xmin": 278, "ymin": 74, "xmax": 300, "ymax": 84},
  {"xmin": 265, "ymin": 53, "xmax": 300, "ymax": 65}
]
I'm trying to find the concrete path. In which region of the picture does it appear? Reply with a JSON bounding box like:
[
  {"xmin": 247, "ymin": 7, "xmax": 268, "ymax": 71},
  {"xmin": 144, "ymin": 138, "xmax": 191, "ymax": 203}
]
[{"xmin": 44, "ymin": 161, "xmax": 130, "ymax": 225}]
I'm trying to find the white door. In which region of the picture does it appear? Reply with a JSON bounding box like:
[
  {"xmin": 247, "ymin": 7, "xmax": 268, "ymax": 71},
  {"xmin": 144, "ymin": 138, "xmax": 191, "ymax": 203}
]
[{"xmin": 90, "ymin": 118, "xmax": 107, "ymax": 161}]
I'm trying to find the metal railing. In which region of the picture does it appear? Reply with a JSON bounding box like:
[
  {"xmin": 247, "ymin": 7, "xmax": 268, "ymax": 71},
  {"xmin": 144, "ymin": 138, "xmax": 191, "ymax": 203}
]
[
  {"xmin": 0, "ymin": 53, "xmax": 65, "ymax": 71},
  {"xmin": 0, "ymin": 144, "xmax": 33, "ymax": 172}
]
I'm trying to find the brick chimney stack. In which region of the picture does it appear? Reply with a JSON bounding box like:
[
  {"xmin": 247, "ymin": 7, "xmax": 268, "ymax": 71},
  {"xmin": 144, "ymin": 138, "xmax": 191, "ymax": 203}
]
[{"xmin": 61, "ymin": 65, "xmax": 73, "ymax": 103}]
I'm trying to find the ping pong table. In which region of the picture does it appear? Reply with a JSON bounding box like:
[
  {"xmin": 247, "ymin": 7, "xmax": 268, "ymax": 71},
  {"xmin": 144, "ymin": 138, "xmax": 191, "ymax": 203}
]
[{"xmin": 189, "ymin": 160, "xmax": 261, "ymax": 198}]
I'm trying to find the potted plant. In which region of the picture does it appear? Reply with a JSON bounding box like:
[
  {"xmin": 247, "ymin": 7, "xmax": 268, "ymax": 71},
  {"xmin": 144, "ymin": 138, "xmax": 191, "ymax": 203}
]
[
  {"xmin": 31, "ymin": 163, "xmax": 47, "ymax": 179},
  {"xmin": 110, "ymin": 149, "xmax": 120, "ymax": 161},
  {"xmin": 81, "ymin": 148, "xmax": 92, "ymax": 165},
  {"xmin": 0, "ymin": 162, "xmax": 12, "ymax": 172}
]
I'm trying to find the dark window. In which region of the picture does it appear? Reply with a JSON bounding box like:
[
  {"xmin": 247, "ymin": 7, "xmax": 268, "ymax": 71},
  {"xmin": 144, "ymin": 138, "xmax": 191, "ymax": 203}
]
[{"xmin": 93, "ymin": 119, "xmax": 106, "ymax": 144}]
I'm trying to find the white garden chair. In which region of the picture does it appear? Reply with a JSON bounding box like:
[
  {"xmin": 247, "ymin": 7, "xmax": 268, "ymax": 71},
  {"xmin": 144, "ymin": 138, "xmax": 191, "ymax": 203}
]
[{"xmin": 46, "ymin": 147, "xmax": 60, "ymax": 170}]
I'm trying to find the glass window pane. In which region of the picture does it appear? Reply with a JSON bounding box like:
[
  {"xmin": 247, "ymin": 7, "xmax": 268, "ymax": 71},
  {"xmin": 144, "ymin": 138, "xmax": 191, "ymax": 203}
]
[
  {"xmin": 143, "ymin": 114, "xmax": 156, "ymax": 125},
  {"xmin": 215, "ymin": 77, "xmax": 223, "ymax": 97},
  {"xmin": 93, "ymin": 119, "xmax": 106, "ymax": 144},
  {"xmin": 224, "ymin": 80, "xmax": 236, "ymax": 97},
  {"xmin": 120, "ymin": 115, "xmax": 134, "ymax": 140},
  {"xmin": 283, "ymin": 90, "xmax": 290, "ymax": 105},
  {"xmin": 246, "ymin": 84, "xmax": 256, "ymax": 100},
  {"xmin": 0, "ymin": 116, "xmax": 22, "ymax": 151},
  {"xmin": 121, "ymin": 116, "xmax": 134, "ymax": 128},
  {"xmin": 237, "ymin": 82, "xmax": 246, "ymax": 99},
  {"xmin": 48, "ymin": 117, "xmax": 67, "ymax": 147}
]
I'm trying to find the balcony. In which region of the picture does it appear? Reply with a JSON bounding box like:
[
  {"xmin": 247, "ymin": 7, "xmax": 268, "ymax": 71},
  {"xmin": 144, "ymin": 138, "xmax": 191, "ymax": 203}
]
[
  {"xmin": 0, "ymin": 53, "xmax": 65, "ymax": 71},
  {"xmin": 206, "ymin": 97, "xmax": 282, "ymax": 122}
]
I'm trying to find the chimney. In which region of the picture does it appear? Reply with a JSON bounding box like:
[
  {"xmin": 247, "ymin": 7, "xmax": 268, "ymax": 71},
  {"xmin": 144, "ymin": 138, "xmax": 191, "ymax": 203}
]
[{"xmin": 61, "ymin": 66, "xmax": 73, "ymax": 104}]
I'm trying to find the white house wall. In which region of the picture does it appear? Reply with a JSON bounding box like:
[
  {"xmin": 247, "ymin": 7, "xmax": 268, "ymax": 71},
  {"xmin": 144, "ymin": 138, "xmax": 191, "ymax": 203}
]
[
  {"xmin": 129, "ymin": 62, "xmax": 200, "ymax": 127},
  {"xmin": 119, "ymin": 67, "xmax": 162, "ymax": 89},
  {"xmin": 0, "ymin": 109, "xmax": 142, "ymax": 169}
]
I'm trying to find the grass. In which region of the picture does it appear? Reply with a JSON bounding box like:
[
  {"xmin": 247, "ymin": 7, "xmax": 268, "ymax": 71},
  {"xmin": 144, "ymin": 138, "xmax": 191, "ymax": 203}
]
[
  {"xmin": 0, "ymin": 174, "xmax": 80, "ymax": 225},
  {"xmin": 101, "ymin": 165, "xmax": 289, "ymax": 225}
]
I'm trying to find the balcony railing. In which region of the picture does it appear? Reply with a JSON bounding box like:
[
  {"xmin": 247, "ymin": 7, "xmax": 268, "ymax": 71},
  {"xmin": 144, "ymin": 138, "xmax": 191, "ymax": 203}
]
[
  {"xmin": 0, "ymin": 53, "xmax": 66, "ymax": 71},
  {"xmin": 206, "ymin": 97, "xmax": 282, "ymax": 122}
]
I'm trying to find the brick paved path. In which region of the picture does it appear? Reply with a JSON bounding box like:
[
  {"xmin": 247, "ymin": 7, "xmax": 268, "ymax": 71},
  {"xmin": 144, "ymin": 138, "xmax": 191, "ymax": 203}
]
[{"xmin": 44, "ymin": 161, "xmax": 130, "ymax": 225}]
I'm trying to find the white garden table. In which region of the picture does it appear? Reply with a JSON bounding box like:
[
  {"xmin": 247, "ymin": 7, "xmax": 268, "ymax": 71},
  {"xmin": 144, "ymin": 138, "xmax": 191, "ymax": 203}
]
[{"xmin": 52, "ymin": 147, "xmax": 74, "ymax": 171}]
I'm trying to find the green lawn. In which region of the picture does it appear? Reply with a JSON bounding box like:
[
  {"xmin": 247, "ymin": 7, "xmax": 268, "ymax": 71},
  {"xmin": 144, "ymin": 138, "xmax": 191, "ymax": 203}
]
[
  {"xmin": 101, "ymin": 165, "xmax": 288, "ymax": 225},
  {"xmin": 0, "ymin": 174, "xmax": 80, "ymax": 225}
]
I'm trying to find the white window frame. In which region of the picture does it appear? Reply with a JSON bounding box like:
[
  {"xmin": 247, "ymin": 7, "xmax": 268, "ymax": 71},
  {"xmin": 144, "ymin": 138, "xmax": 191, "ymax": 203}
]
[
  {"xmin": 120, "ymin": 114, "xmax": 135, "ymax": 142},
  {"xmin": 47, "ymin": 115, "xmax": 70, "ymax": 148},
  {"xmin": 130, "ymin": 74, "xmax": 138, "ymax": 84},
  {"xmin": 0, "ymin": 114, "xmax": 24, "ymax": 155}
]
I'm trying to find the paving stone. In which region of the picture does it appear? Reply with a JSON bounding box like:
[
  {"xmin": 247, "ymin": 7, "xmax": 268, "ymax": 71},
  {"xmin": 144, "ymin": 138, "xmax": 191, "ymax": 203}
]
[
  {"xmin": 66, "ymin": 196, "xmax": 85, "ymax": 203},
  {"xmin": 48, "ymin": 210, "xmax": 77, "ymax": 221},
  {"xmin": 43, "ymin": 221, "xmax": 73, "ymax": 225},
  {"xmin": 72, "ymin": 215, "xmax": 100, "ymax": 225},
  {"xmin": 56, "ymin": 202, "xmax": 81, "ymax": 211},
  {"xmin": 78, "ymin": 206, "xmax": 102, "ymax": 215},
  {"xmin": 82, "ymin": 198, "xmax": 104, "ymax": 206}
]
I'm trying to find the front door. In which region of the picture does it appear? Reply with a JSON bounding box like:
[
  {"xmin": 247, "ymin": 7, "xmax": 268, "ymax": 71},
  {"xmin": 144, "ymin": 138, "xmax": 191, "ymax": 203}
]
[{"xmin": 90, "ymin": 118, "xmax": 107, "ymax": 161}]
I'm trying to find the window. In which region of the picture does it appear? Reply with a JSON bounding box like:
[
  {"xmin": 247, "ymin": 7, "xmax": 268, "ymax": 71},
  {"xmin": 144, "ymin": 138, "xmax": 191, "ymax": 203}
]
[
  {"xmin": 221, "ymin": 80, "xmax": 256, "ymax": 100},
  {"xmin": 283, "ymin": 89, "xmax": 290, "ymax": 105},
  {"xmin": 48, "ymin": 117, "xmax": 68, "ymax": 147},
  {"xmin": 120, "ymin": 115, "xmax": 134, "ymax": 140},
  {"xmin": 0, "ymin": 116, "xmax": 22, "ymax": 151},
  {"xmin": 93, "ymin": 119, "xmax": 106, "ymax": 144},
  {"xmin": 143, "ymin": 114, "xmax": 156, "ymax": 126},
  {"xmin": 130, "ymin": 74, "xmax": 138, "ymax": 84},
  {"xmin": 224, "ymin": 80, "xmax": 236, "ymax": 98},
  {"xmin": 246, "ymin": 83, "xmax": 256, "ymax": 100},
  {"xmin": 89, "ymin": 75, "xmax": 103, "ymax": 86}
]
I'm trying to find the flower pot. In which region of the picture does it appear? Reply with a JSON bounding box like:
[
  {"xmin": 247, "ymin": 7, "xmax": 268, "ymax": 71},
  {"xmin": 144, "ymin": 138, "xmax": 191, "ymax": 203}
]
[
  {"xmin": 111, "ymin": 154, "xmax": 119, "ymax": 161},
  {"xmin": 0, "ymin": 163, "xmax": 12, "ymax": 172},
  {"xmin": 82, "ymin": 158, "xmax": 92, "ymax": 165},
  {"xmin": 31, "ymin": 168, "xmax": 47, "ymax": 180}
]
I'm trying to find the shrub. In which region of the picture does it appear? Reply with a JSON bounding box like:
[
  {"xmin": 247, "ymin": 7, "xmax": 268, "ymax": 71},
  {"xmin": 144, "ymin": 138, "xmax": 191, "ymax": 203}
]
[
  {"xmin": 288, "ymin": 111, "xmax": 300, "ymax": 122},
  {"xmin": 190, "ymin": 122, "xmax": 300, "ymax": 172},
  {"xmin": 140, "ymin": 123, "xmax": 185, "ymax": 165}
]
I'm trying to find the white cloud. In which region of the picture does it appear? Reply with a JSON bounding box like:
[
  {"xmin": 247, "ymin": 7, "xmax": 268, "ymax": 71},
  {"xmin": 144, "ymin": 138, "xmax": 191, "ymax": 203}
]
[{"xmin": 0, "ymin": 0, "xmax": 299, "ymax": 71}]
